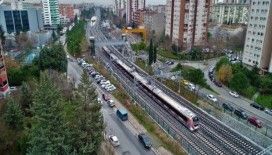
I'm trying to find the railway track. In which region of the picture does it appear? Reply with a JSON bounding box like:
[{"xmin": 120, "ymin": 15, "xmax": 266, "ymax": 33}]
[{"xmin": 88, "ymin": 20, "xmax": 263, "ymax": 154}]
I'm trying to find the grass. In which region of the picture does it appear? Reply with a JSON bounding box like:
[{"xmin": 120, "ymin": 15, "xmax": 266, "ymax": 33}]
[
  {"xmin": 88, "ymin": 58, "xmax": 186, "ymax": 155},
  {"xmin": 158, "ymin": 49, "xmax": 184, "ymax": 60},
  {"xmin": 256, "ymin": 95, "xmax": 272, "ymax": 109},
  {"xmin": 135, "ymin": 58, "xmax": 154, "ymax": 75}
]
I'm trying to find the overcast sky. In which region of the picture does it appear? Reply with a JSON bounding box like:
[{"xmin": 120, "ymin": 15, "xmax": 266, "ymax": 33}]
[{"xmin": 4, "ymin": 0, "xmax": 166, "ymax": 5}]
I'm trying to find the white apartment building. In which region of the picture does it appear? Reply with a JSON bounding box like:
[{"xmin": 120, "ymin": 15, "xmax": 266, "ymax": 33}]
[
  {"xmin": 126, "ymin": 0, "xmax": 145, "ymax": 24},
  {"xmin": 211, "ymin": 0, "xmax": 250, "ymax": 24},
  {"xmin": 242, "ymin": 0, "xmax": 272, "ymax": 72},
  {"xmin": 42, "ymin": 0, "xmax": 60, "ymax": 28},
  {"xmin": 165, "ymin": 0, "xmax": 210, "ymax": 49}
]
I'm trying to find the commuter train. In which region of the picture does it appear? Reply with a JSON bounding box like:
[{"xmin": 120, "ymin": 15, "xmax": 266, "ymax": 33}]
[{"xmin": 102, "ymin": 46, "xmax": 199, "ymax": 131}]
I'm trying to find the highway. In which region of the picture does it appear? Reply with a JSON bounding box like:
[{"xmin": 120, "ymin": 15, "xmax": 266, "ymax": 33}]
[{"xmin": 86, "ymin": 8, "xmax": 266, "ymax": 155}]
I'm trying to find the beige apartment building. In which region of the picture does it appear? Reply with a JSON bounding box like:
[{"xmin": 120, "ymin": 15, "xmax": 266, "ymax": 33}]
[{"xmin": 165, "ymin": 0, "xmax": 210, "ymax": 49}]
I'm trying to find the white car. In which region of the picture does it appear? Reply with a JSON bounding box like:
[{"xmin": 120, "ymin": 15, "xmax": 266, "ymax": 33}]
[
  {"xmin": 265, "ymin": 109, "xmax": 272, "ymax": 116},
  {"xmin": 109, "ymin": 135, "xmax": 120, "ymax": 147},
  {"xmin": 188, "ymin": 83, "xmax": 196, "ymax": 91},
  {"xmin": 101, "ymin": 80, "xmax": 111, "ymax": 85},
  {"xmin": 207, "ymin": 94, "xmax": 218, "ymax": 102},
  {"xmin": 101, "ymin": 83, "xmax": 111, "ymax": 89},
  {"xmin": 229, "ymin": 91, "xmax": 239, "ymax": 98},
  {"xmin": 97, "ymin": 97, "xmax": 101, "ymax": 104}
]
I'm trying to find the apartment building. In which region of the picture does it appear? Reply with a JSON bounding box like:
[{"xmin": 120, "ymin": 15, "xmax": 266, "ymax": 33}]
[
  {"xmin": 211, "ymin": 0, "xmax": 250, "ymax": 24},
  {"xmin": 242, "ymin": 0, "xmax": 272, "ymax": 72},
  {"xmin": 59, "ymin": 4, "xmax": 74, "ymax": 21},
  {"xmin": 165, "ymin": 0, "xmax": 210, "ymax": 49},
  {"xmin": 126, "ymin": 0, "xmax": 145, "ymax": 24},
  {"xmin": 42, "ymin": 0, "xmax": 60, "ymax": 29}
]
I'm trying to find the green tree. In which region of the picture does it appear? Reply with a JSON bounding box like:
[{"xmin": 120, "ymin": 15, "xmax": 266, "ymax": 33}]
[
  {"xmin": 20, "ymin": 82, "xmax": 33, "ymax": 116},
  {"xmin": 3, "ymin": 98, "xmax": 24, "ymax": 130},
  {"xmin": 70, "ymin": 71, "xmax": 104, "ymax": 154},
  {"xmin": 27, "ymin": 72, "xmax": 68, "ymax": 154},
  {"xmin": 153, "ymin": 45, "xmax": 157, "ymax": 63},
  {"xmin": 259, "ymin": 76, "xmax": 272, "ymax": 94},
  {"xmin": 37, "ymin": 43, "xmax": 67, "ymax": 72},
  {"xmin": 230, "ymin": 72, "xmax": 249, "ymax": 93},
  {"xmin": 185, "ymin": 69, "xmax": 206, "ymax": 86},
  {"xmin": 148, "ymin": 39, "xmax": 154, "ymax": 65}
]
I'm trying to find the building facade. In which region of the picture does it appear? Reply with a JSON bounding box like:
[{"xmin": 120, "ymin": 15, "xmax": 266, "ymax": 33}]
[
  {"xmin": 211, "ymin": 0, "xmax": 250, "ymax": 24},
  {"xmin": 144, "ymin": 12, "xmax": 165, "ymax": 39},
  {"xmin": 59, "ymin": 4, "xmax": 74, "ymax": 21},
  {"xmin": 165, "ymin": 0, "xmax": 210, "ymax": 49},
  {"xmin": 42, "ymin": 0, "xmax": 60, "ymax": 29},
  {"xmin": 148, "ymin": 5, "xmax": 166, "ymax": 14},
  {"xmin": 0, "ymin": 4, "xmax": 43, "ymax": 33},
  {"xmin": 126, "ymin": 0, "xmax": 145, "ymax": 24},
  {"xmin": 242, "ymin": 0, "xmax": 272, "ymax": 72}
]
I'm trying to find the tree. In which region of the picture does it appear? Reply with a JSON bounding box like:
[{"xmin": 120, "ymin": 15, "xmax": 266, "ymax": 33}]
[
  {"xmin": 15, "ymin": 32, "xmax": 35, "ymax": 50},
  {"xmin": 70, "ymin": 71, "xmax": 104, "ymax": 154},
  {"xmin": 20, "ymin": 82, "xmax": 33, "ymax": 116},
  {"xmin": 185, "ymin": 69, "xmax": 206, "ymax": 87},
  {"xmin": 27, "ymin": 72, "xmax": 68, "ymax": 154},
  {"xmin": 3, "ymin": 98, "xmax": 24, "ymax": 130},
  {"xmin": 37, "ymin": 43, "xmax": 67, "ymax": 72},
  {"xmin": 80, "ymin": 38, "xmax": 89, "ymax": 53},
  {"xmin": 148, "ymin": 39, "xmax": 154, "ymax": 65},
  {"xmin": 215, "ymin": 57, "xmax": 230, "ymax": 72},
  {"xmin": 218, "ymin": 64, "xmax": 233, "ymax": 84},
  {"xmin": 0, "ymin": 26, "xmax": 5, "ymax": 46},
  {"xmin": 153, "ymin": 45, "xmax": 157, "ymax": 63},
  {"xmin": 51, "ymin": 31, "xmax": 57, "ymax": 42},
  {"xmin": 230, "ymin": 72, "xmax": 249, "ymax": 93}
]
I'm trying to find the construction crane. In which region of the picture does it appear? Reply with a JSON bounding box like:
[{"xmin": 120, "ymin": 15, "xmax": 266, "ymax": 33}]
[{"xmin": 121, "ymin": 27, "xmax": 147, "ymax": 42}]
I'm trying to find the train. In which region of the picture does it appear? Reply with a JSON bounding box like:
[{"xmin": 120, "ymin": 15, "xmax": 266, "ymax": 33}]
[{"xmin": 102, "ymin": 46, "xmax": 199, "ymax": 131}]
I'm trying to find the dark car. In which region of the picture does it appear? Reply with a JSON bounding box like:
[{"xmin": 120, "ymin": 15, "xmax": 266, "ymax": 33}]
[
  {"xmin": 250, "ymin": 103, "xmax": 265, "ymax": 111},
  {"xmin": 102, "ymin": 94, "xmax": 110, "ymax": 101},
  {"xmin": 248, "ymin": 116, "xmax": 262, "ymax": 128},
  {"xmin": 214, "ymin": 80, "xmax": 222, "ymax": 87},
  {"xmin": 222, "ymin": 103, "xmax": 234, "ymax": 112},
  {"xmin": 138, "ymin": 133, "xmax": 152, "ymax": 149},
  {"xmin": 234, "ymin": 109, "xmax": 247, "ymax": 119}
]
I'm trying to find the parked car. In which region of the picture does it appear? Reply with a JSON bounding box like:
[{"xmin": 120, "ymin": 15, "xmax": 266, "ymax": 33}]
[
  {"xmin": 250, "ymin": 103, "xmax": 265, "ymax": 111},
  {"xmin": 97, "ymin": 97, "xmax": 101, "ymax": 104},
  {"xmin": 138, "ymin": 133, "xmax": 152, "ymax": 149},
  {"xmin": 207, "ymin": 94, "xmax": 218, "ymax": 102},
  {"xmin": 108, "ymin": 135, "xmax": 120, "ymax": 147},
  {"xmin": 265, "ymin": 109, "xmax": 272, "ymax": 116},
  {"xmin": 214, "ymin": 80, "xmax": 222, "ymax": 87},
  {"xmin": 229, "ymin": 91, "xmax": 239, "ymax": 98},
  {"xmin": 222, "ymin": 103, "xmax": 234, "ymax": 112},
  {"xmin": 188, "ymin": 83, "xmax": 196, "ymax": 91},
  {"xmin": 247, "ymin": 116, "xmax": 262, "ymax": 128},
  {"xmin": 102, "ymin": 94, "xmax": 110, "ymax": 101},
  {"xmin": 107, "ymin": 100, "xmax": 115, "ymax": 107},
  {"xmin": 234, "ymin": 109, "xmax": 247, "ymax": 119},
  {"xmin": 116, "ymin": 108, "xmax": 128, "ymax": 121}
]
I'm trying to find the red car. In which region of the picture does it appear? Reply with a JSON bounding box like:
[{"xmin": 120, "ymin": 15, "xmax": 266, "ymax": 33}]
[
  {"xmin": 248, "ymin": 116, "xmax": 262, "ymax": 128},
  {"xmin": 102, "ymin": 94, "xmax": 110, "ymax": 101}
]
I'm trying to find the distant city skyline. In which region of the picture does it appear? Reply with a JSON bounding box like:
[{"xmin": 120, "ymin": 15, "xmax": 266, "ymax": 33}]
[{"xmin": 3, "ymin": 0, "xmax": 166, "ymax": 5}]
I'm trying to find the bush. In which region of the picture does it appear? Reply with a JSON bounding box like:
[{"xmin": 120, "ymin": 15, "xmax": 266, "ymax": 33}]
[{"xmin": 256, "ymin": 95, "xmax": 272, "ymax": 109}]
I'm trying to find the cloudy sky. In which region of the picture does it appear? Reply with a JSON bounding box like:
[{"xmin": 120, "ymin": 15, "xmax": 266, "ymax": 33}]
[{"xmin": 4, "ymin": 0, "xmax": 166, "ymax": 5}]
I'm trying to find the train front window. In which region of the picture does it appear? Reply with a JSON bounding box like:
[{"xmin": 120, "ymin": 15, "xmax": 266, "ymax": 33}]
[{"xmin": 193, "ymin": 117, "xmax": 199, "ymax": 122}]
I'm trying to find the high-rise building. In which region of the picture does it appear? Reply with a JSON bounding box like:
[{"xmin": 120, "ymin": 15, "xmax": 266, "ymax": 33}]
[
  {"xmin": 42, "ymin": 0, "xmax": 60, "ymax": 29},
  {"xmin": 211, "ymin": 0, "xmax": 250, "ymax": 24},
  {"xmin": 242, "ymin": 0, "xmax": 272, "ymax": 73},
  {"xmin": 165, "ymin": 0, "xmax": 210, "ymax": 49},
  {"xmin": 126, "ymin": 0, "xmax": 145, "ymax": 24},
  {"xmin": 0, "ymin": 40, "xmax": 9, "ymax": 98}
]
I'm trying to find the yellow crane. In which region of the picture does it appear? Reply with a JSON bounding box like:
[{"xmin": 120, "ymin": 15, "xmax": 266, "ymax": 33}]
[{"xmin": 121, "ymin": 27, "xmax": 147, "ymax": 42}]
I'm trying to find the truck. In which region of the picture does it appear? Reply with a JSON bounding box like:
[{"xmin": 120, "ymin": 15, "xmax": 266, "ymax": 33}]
[{"xmin": 116, "ymin": 108, "xmax": 128, "ymax": 121}]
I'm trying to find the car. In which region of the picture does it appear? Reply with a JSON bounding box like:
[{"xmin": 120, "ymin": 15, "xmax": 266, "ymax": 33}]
[
  {"xmin": 102, "ymin": 83, "xmax": 112, "ymax": 89},
  {"xmin": 97, "ymin": 97, "xmax": 102, "ymax": 104},
  {"xmin": 106, "ymin": 87, "xmax": 116, "ymax": 92},
  {"xmin": 107, "ymin": 100, "xmax": 115, "ymax": 107},
  {"xmin": 247, "ymin": 116, "xmax": 262, "ymax": 128},
  {"xmin": 188, "ymin": 83, "xmax": 196, "ymax": 91},
  {"xmin": 102, "ymin": 94, "xmax": 110, "ymax": 101},
  {"xmin": 108, "ymin": 135, "xmax": 120, "ymax": 147},
  {"xmin": 207, "ymin": 94, "xmax": 218, "ymax": 102},
  {"xmin": 214, "ymin": 80, "xmax": 222, "ymax": 87},
  {"xmin": 265, "ymin": 109, "xmax": 272, "ymax": 116},
  {"xmin": 9, "ymin": 86, "xmax": 17, "ymax": 91},
  {"xmin": 222, "ymin": 103, "xmax": 234, "ymax": 112},
  {"xmin": 229, "ymin": 91, "xmax": 239, "ymax": 98},
  {"xmin": 105, "ymin": 84, "xmax": 115, "ymax": 89},
  {"xmin": 138, "ymin": 133, "xmax": 152, "ymax": 149},
  {"xmin": 250, "ymin": 103, "xmax": 265, "ymax": 111},
  {"xmin": 234, "ymin": 109, "xmax": 247, "ymax": 119},
  {"xmin": 101, "ymin": 80, "xmax": 111, "ymax": 85}
]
